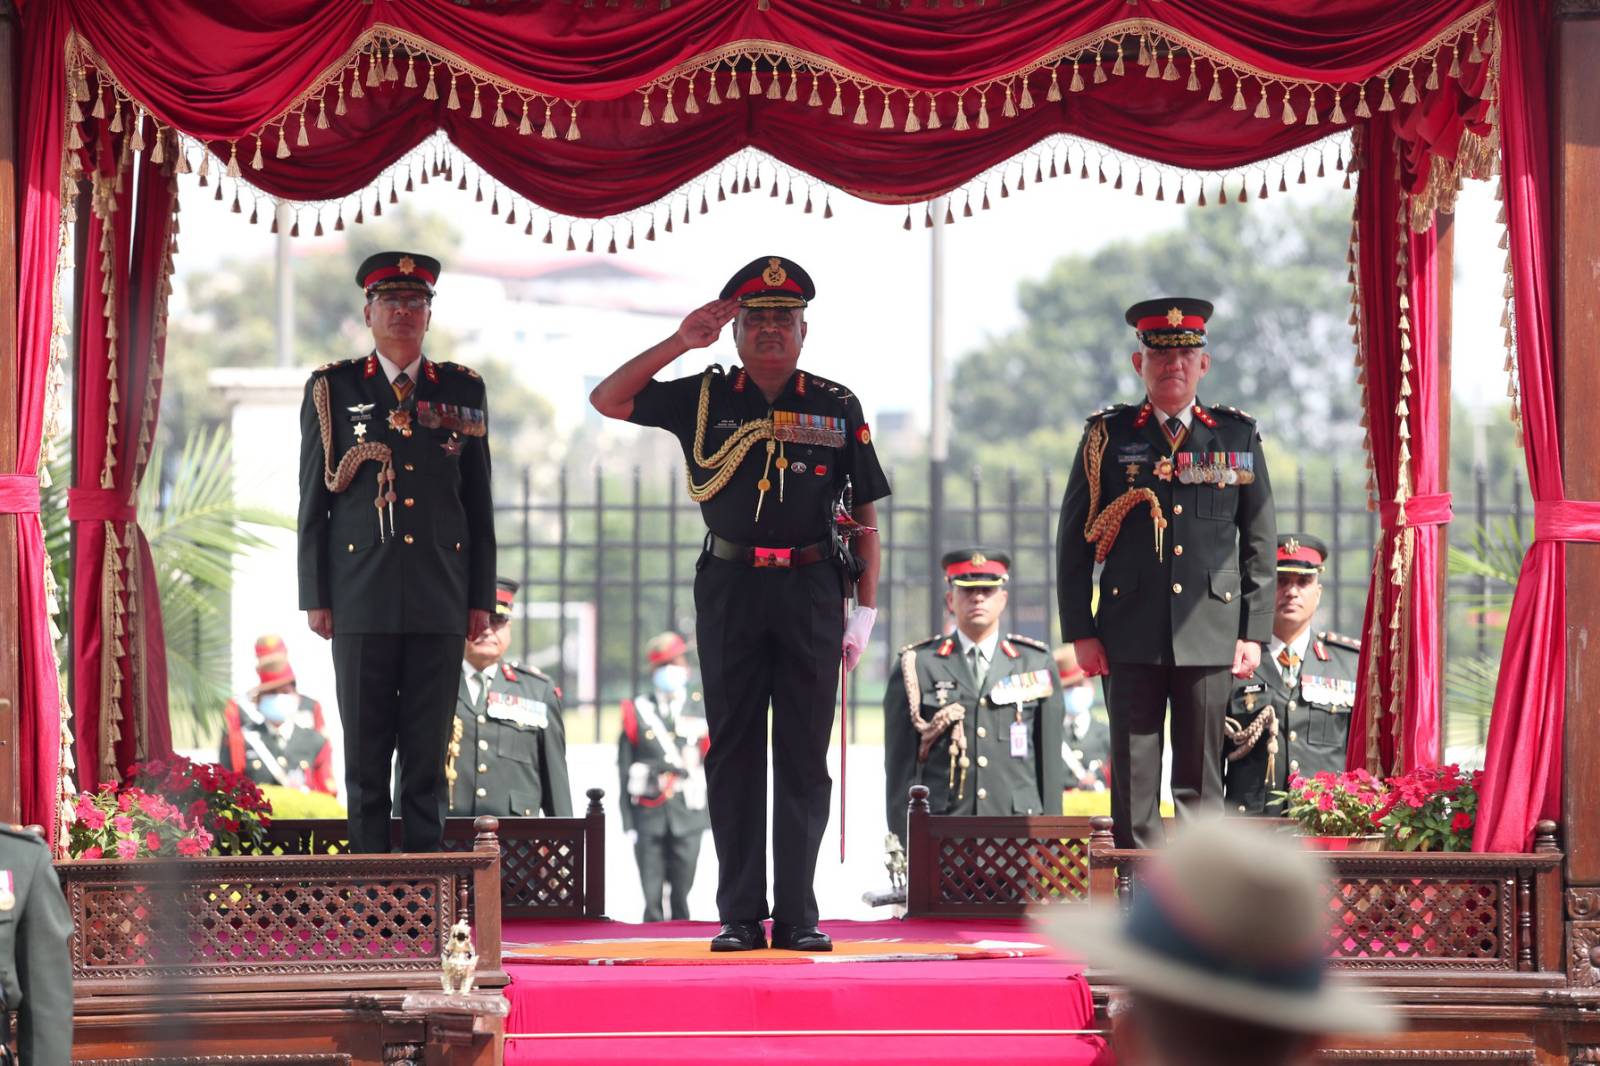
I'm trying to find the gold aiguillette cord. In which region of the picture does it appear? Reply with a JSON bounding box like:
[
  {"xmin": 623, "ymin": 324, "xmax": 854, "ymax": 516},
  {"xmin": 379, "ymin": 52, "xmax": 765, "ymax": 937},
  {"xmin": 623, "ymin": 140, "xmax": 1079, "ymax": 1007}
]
[{"xmin": 754, "ymin": 439, "xmax": 775, "ymax": 521}]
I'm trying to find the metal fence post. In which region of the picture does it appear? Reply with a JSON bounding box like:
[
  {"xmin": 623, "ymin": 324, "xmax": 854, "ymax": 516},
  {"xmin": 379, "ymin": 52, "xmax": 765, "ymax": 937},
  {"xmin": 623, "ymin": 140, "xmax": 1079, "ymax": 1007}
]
[
  {"xmin": 928, "ymin": 458, "xmax": 945, "ymax": 635},
  {"xmin": 593, "ymin": 466, "xmax": 606, "ymax": 743},
  {"xmin": 630, "ymin": 466, "xmax": 643, "ymax": 703},
  {"xmin": 520, "ymin": 465, "xmax": 533, "ymax": 664},
  {"xmin": 557, "ymin": 466, "xmax": 570, "ymax": 698}
]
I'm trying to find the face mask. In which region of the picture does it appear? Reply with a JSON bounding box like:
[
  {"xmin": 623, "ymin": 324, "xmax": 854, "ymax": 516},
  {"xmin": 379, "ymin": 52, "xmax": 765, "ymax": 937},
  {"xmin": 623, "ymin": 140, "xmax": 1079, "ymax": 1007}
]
[
  {"xmin": 1065, "ymin": 686, "xmax": 1094, "ymax": 718},
  {"xmin": 653, "ymin": 664, "xmax": 689, "ymax": 694},
  {"xmin": 258, "ymin": 693, "xmax": 297, "ymax": 723}
]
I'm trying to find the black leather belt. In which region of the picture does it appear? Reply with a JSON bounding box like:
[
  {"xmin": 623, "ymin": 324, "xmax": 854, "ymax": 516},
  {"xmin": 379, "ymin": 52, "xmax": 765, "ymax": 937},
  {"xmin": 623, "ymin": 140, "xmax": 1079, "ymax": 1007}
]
[{"xmin": 706, "ymin": 533, "xmax": 830, "ymax": 568}]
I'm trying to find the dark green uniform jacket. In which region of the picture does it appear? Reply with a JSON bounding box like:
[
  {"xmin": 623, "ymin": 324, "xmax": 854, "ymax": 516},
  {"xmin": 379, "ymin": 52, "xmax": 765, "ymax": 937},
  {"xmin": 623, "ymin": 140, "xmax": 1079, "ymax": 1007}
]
[
  {"xmin": 883, "ymin": 632, "xmax": 1065, "ymax": 843},
  {"xmin": 618, "ymin": 690, "xmax": 712, "ymax": 838},
  {"xmin": 1224, "ymin": 631, "xmax": 1361, "ymax": 814},
  {"xmin": 1057, "ymin": 401, "xmax": 1275, "ymax": 665},
  {"xmin": 0, "ymin": 827, "xmax": 72, "ymax": 1066},
  {"xmin": 297, "ymin": 353, "xmax": 495, "ymax": 633},
  {"xmin": 450, "ymin": 660, "xmax": 572, "ymax": 817}
]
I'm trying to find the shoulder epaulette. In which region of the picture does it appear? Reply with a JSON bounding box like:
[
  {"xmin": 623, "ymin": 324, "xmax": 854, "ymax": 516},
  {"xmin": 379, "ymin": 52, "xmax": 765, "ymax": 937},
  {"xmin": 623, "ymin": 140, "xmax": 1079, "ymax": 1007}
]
[
  {"xmin": 899, "ymin": 633, "xmax": 943, "ymax": 654},
  {"xmin": 1319, "ymin": 631, "xmax": 1361, "ymax": 652},
  {"xmin": 1210, "ymin": 404, "xmax": 1257, "ymax": 424},
  {"xmin": 507, "ymin": 660, "xmax": 551, "ymax": 682},
  {"xmin": 312, "ymin": 355, "xmax": 365, "ymax": 376},
  {"xmin": 0, "ymin": 823, "xmax": 47, "ymax": 845},
  {"xmin": 1006, "ymin": 633, "xmax": 1051, "ymax": 653},
  {"xmin": 1086, "ymin": 403, "xmax": 1132, "ymax": 423},
  {"xmin": 805, "ymin": 373, "xmax": 854, "ymax": 403},
  {"xmin": 437, "ymin": 361, "xmax": 481, "ymax": 381}
]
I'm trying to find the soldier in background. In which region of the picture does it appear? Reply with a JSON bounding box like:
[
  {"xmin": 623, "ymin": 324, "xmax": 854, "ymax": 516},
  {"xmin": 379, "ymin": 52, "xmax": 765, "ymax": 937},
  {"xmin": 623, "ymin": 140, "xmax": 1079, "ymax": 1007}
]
[
  {"xmin": 0, "ymin": 825, "xmax": 73, "ymax": 1065},
  {"xmin": 448, "ymin": 578, "xmax": 571, "ymax": 818},
  {"xmin": 884, "ymin": 549, "xmax": 1064, "ymax": 845},
  {"xmin": 218, "ymin": 634, "xmax": 335, "ymax": 794},
  {"xmin": 1225, "ymin": 534, "xmax": 1360, "ymax": 815},
  {"xmin": 1055, "ymin": 645, "xmax": 1111, "ymax": 793},
  {"xmin": 619, "ymin": 632, "xmax": 710, "ymax": 922}
]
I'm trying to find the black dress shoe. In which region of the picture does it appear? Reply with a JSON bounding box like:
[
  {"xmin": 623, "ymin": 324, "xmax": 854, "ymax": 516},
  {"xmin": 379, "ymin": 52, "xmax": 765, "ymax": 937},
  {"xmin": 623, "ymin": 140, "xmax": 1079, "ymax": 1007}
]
[
  {"xmin": 770, "ymin": 922, "xmax": 833, "ymax": 952},
  {"xmin": 710, "ymin": 921, "xmax": 767, "ymax": 952}
]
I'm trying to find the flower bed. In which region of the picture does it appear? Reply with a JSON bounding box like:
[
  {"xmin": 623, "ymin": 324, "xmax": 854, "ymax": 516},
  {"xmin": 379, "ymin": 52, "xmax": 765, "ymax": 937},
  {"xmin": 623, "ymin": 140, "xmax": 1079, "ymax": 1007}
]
[{"xmin": 67, "ymin": 755, "xmax": 272, "ymax": 860}]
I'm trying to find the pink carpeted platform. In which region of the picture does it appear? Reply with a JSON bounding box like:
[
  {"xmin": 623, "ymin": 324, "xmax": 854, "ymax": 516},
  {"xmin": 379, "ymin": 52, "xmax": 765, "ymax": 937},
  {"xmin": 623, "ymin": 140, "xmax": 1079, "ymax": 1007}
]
[{"xmin": 501, "ymin": 917, "xmax": 1108, "ymax": 1066}]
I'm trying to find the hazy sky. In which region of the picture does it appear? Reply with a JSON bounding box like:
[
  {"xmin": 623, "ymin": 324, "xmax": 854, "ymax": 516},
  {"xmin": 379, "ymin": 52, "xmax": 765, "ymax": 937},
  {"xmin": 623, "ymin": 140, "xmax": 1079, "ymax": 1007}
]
[{"xmin": 170, "ymin": 135, "xmax": 1512, "ymax": 427}]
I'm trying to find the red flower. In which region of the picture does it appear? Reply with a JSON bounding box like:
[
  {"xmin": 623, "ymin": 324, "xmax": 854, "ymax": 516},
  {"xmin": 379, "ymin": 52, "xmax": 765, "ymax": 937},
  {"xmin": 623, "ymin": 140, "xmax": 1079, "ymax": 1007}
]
[
  {"xmin": 1313, "ymin": 771, "xmax": 1337, "ymax": 787},
  {"xmin": 188, "ymin": 799, "xmax": 209, "ymax": 820},
  {"xmin": 1451, "ymin": 811, "xmax": 1474, "ymax": 832},
  {"xmin": 82, "ymin": 846, "xmax": 103, "ymax": 860},
  {"xmin": 176, "ymin": 835, "xmax": 207, "ymax": 858},
  {"xmin": 78, "ymin": 806, "xmax": 106, "ymax": 830},
  {"xmin": 1316, "ymin": 792, "xmax": 1336, "ymax": 813},
  {"xmin": 144, "ymin": 832, "xmax": 162, "ymax": 851}
]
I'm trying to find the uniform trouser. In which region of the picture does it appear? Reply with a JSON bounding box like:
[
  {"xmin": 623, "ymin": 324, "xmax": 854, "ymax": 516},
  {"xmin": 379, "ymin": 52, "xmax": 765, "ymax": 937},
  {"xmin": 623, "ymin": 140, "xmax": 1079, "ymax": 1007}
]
[
  {"xmin": 332, "ymin": 633, "xmax": 461, "ymax": 853},
  {"xmin": 634, "ymin": 827, "xmax": 705, "ymax": 922},
  {"xmin": 694, "ymin": 554, "xmax": 844, "ymax": 928},
  {"xmin": 1103, "ymin": 662, "xmax": 1232, "ymax": 850}
]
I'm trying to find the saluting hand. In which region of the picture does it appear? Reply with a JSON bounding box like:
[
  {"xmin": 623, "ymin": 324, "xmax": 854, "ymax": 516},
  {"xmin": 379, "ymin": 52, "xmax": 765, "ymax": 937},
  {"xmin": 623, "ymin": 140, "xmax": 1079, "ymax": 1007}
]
[
  {"xmin": 675, "ymin": 298, "xmax": 739, "ymax": 350},
  {"xmin": 1232, "ymin": 639, "xmax": 1262, "ymax": 678}
]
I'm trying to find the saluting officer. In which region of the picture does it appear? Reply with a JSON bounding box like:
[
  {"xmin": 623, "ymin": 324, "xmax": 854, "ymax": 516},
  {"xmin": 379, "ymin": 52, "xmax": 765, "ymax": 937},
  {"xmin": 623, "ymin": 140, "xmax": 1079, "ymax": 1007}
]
[
  {"xmin": 619, "ymin": 632, "xmax": 710, "ymax": 922},
  {"xmin": 0, "ymin": 825, "xmax": 73, "ymax": 1066},
  {"xmin": 298, "ymin": 251, "xmax": 496, "ymax": 853},
  {"xmin": 449, "ymin": 578, "xmax": 572, "ymax": 818},
  {"xmin": 590, "ymin": 256, "xmax": 890, "ymax": 953},
  {"xmin": 1225, "ymin": 534, "xmax": 1360, "ymax": 815},
  {"xmin": 884, "ymin": 550, "xmax": 1064, "ymax": 845},
  {"xmin": 1056, "ymin": 298, "xmax": 1275, "ymax": 850}
]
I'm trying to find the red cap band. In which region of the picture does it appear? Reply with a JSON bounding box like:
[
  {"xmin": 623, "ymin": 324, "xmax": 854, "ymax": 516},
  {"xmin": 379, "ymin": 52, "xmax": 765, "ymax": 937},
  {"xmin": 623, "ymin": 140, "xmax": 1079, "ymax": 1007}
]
[{"xmin": 1136, "ymin": 314, "xmax": 1206, "ymax": 331}]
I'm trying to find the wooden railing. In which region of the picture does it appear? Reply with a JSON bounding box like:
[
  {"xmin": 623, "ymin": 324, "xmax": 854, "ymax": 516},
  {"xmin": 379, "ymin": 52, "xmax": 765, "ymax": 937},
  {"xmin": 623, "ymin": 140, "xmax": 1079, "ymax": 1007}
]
[{"xmin": 256, "ymin": 787, "xmax": 608, "ymax": 920}]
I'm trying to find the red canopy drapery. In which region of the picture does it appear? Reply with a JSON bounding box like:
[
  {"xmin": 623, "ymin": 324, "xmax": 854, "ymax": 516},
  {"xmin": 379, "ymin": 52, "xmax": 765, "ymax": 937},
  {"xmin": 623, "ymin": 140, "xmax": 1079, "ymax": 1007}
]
[{"xmin": 12, "ymin": 0, "xmax": 1511, "ymax": 842}]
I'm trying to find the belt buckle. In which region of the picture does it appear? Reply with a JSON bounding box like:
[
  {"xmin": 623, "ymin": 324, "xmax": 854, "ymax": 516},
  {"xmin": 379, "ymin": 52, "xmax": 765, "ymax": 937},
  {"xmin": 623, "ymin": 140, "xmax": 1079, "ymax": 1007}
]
[{"xmin": 752, "ymin": 546, "xmax": 792, "ymax": 568}]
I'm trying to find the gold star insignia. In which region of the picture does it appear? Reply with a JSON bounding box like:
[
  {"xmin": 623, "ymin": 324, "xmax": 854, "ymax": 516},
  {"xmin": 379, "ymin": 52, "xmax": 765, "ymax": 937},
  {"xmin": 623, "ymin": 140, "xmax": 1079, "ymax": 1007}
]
[
  {"xmin": 762, "ymin": 257, "xmax": 787, "ymax": 287},
  {"xmin": 1166, "ymin": 307, "xmax": 1186, "ymax": 327},
  {"xmin": 970, "ymin": 552, "xmax": 987, "ymax": 566},
  {"xmin": 398, "ymin": 255, "xmax": 416, "ymax": 275}
]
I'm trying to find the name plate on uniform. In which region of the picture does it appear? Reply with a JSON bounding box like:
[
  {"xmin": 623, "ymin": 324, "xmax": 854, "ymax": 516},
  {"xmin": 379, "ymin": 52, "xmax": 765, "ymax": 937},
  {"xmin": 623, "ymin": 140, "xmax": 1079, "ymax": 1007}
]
[
  {"xmin": 415, "ymin": 401, "xmax": 487, "ymax": 437},
  {"xmin": 771, "ymin": 410, "xmax": 846, "ymax": 448},
  {"xmin": 1300, "ymin": 675, "xmax": 1355, "ymax": 709},
  {"xmin": 988, "ymin": 669, "xmax": 1054, "ymax": 706},
  {"xmin": 486, "ymin": 693, "xmax": 549, "ymax": 729}
]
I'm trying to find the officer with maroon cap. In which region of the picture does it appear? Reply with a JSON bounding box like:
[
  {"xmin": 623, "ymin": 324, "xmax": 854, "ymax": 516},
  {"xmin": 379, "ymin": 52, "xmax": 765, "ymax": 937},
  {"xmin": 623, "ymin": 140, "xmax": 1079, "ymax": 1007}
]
[
  {"xmin": 1224, "ymin": 534, "xmax": 1360, "ymax": 815},
  {"xmin": 883, "ymin": 549, "xmax": 1064, "ymax": 845},
  {"xmin": 298, "ymin": 251, "xmax": 496, "ymax": 853},
  {"xmin": 1056, "ymin": 297, "xmax": 1275, "ymax": 850},
  {"xmin": 590, "ymin": 256, "xmax": 891, "ymax": 952}
]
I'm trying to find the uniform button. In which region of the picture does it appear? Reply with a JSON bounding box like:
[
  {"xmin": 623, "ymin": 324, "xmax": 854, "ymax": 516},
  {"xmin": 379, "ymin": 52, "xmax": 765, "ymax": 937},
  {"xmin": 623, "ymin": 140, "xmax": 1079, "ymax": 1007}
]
[
  {"xmin": 347, "ymin": 543, "xmax": 355, "ymax": 553},
  {"xmin": 1289, "ymin": 731, "xmax": 1297, "ymax": 742},
  {"xmin": 523, "ymin": 809, "xmax": 533, "ymax": 816},
  {"xmin": 404, "ymin": 463, "xmax": 415, "ymax": 472},
  {"xmin": 1173, "ymin": 504, "xmax": 1184, "ymax": 516},
  {"xmin": 278, "ymin": 757, "xmax": 288, "ymax": 767},
  {"xmin": 475, "ymin": 787, "xmax": 487, "ymax": 798},
  {"xmin": 478, "ymin": 763, "xmax": 489, "ymax": 773},
  {"xmin": 977, "ymin": 726, "xmax": 987, "ymax": 739},
  {"xmin": 1288, "ymin": 700, "xmax": 1297, "ymax": 712},
  {"xmin": 455, "ymin": 542, "xmax": 462, "ymax": 552},
  {"xmin": 977, "ymin": 755, "xmax": 989, "ymax": 768},
  {"xmin": 1238, "ymin": 805, "xmax": 1248, "ymax": 813},
  {"xmin": 250, "ymin": 759, "xmax": 262, "ymax": 769},
  {"xmin": 1290, "ymin": 760, "xmax": 1300, "ymax": 774},
  {"xmin": 1173, "ymin": 544, "xmax": 1183, "ymax": 556},
  {"xmin": 402, "ymin": 429, "xmax": 413, "ymax": 438},
  {"xmin": 1172, "ymin": 583, "xmax": 1182, "ymax": 594},
  {"xmin": 478, "ymin": 740, "xmax": 489, "ymax": 751},
  {"xmin": 1111, "ymin": 587, "xmax": 1120, "ymax": 597},
  {"xmin": 1224, "ymin": 592, "xmax": 1233, "ymax": 602},
  {"xmin": 977, "ymin": 788, "xmax": 988, "ymax": 800},
  {"xmin": 403, "ymin": 534, "xmax": 415, "ymax": 545},
  {"xmin": 404, "ymin": 498, "xmax": 415, "ymax": 508},
  {"xmin": 477, "ymin": 715, "xmax": 487, "ymax": 724}
]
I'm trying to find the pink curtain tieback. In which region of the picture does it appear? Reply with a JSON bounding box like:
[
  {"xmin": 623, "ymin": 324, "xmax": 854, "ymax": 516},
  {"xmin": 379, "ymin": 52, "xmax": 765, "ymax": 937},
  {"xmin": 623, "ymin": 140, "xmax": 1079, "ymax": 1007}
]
[
  {"xmin": 1377, "ymin": 492, "xmax": 1454, "ymax": 530},
  {"xmin": 67, "ymin": 488, "xmax": 137, "ymax": 523},
  {"xmin": 1533, "ymin": 500, "xmax": 1600, "ymax": 542},
  {"xmin": 0, "ymin": 474, "xmax": 41, "ymax": 514}
]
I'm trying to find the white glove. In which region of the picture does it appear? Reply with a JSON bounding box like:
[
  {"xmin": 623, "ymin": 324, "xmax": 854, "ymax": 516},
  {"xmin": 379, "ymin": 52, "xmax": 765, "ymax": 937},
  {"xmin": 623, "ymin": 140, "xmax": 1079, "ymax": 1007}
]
[{"xmin": 842, "ymin": 606, "xmax": 877, "ymax": 672}]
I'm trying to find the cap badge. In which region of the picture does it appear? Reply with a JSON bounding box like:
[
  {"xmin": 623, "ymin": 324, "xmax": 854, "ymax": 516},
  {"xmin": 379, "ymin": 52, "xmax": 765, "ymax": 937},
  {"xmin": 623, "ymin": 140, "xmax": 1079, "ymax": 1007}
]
[
  {"xmin": 1165, "ymin": 307, "xmax": 1185, "ymax": 327},
  {"xmin": 398, "ymin": 255, "xmax": 416, "ymax": 275},
  {"xmin": 970, "ymin": 552, "xmax": 987, "ymax": 566},
  {"xmin": 762, "ymin": 257, "xmax": 787, "ymax": 287},
  {"xmin": 1284, "ymin": 537, "xmax": 1301, "ymax": 554}
]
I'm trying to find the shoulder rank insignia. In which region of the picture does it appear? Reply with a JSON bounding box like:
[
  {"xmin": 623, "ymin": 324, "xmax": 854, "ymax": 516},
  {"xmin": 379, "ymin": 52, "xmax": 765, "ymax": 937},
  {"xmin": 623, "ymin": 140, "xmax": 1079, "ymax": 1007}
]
[
  {"xmin": 1006, "ymin": 633, "xmax": 1050, "ymax": 653},
  {"xmin": 509, "ymin": 660, "xmax": 551, "ymax": 681},
  {"xmin": 1211, "ymin": 404, "xmax": 1258, "ymax": 424},
  {"xmin": 1086, "ymin": 403, "xmax": 1130, "ymax": 424},
  {"xmin": 1319, "ymin": 630, "xmax": 1361, "ymax": 652},
  {"xmin": 806, "ymin": 373, "xmax": 855, "ymax": 403},
  {"xmin": 899, "ymin": 634, "xmax": 943, "ymax": 654}
]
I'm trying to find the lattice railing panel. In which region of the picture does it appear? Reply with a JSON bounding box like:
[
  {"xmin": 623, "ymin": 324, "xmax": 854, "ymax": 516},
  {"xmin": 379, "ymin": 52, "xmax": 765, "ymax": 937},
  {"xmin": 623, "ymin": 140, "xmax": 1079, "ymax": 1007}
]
[
  {"xmin": 935, "ymin": 835, "xmax": 1090, "ymax": 907},
  {"xmin": 1324, "ymin": 875, "xmax": 1513, "ymax": 970}
]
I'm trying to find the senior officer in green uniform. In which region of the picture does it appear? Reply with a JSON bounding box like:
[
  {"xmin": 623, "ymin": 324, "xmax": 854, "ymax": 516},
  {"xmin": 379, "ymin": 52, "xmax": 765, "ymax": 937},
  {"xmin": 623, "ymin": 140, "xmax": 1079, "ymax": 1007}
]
[
  {"xmin": 298, "ymin": 251, "xmax": 496, "ymax": 853},
  {"xmin": 1056, "ymin": 297, "xmax": 1275, "ymax": 850},
  {"xmin": 0, "ymin": 826, "xmax": 73, "ymax": 1065},
  {"xmin": 449, "ymin": 578, "xmax": 571, "ymax": 818},
  {"xmin": 590, "ymin": 256, "xmax": 890, "ymax": 953},
  {"xmin": 884, "ymin": 550, "xmax": 1064, "ymax": 845},
  {"xmin": 1224, "ymin": 534, "xmax": 1360, "ymax": 815}
]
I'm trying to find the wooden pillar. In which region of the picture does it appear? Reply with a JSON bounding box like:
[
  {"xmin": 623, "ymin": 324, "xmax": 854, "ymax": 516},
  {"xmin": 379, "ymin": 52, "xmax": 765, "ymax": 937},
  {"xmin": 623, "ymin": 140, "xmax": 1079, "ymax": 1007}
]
[
  {"xmin": 1556, "ymin": 6, "xmax": 1600, "ymax": 887},
  {"xmin": 0, "ymin": 0, "xmax": 22, "ymax": 825}
]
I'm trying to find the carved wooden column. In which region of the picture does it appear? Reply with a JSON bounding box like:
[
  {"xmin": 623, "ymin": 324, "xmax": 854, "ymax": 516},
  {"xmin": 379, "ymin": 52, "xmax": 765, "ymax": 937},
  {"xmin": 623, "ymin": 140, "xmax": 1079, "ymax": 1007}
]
[{"xmin": 1556, "ymin": 0, "xmax": 1600, "ymax": 996}]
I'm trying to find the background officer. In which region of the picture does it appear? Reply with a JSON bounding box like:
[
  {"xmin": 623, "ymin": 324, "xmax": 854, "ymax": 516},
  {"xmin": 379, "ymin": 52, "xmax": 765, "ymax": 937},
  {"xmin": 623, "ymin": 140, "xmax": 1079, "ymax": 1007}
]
[
  {"xmin": 1225, "ymin": 534, "xmax": 1360, "ymax": 815},
  {"xmin": 298, "ymin": 251, "xmax": 496, "ymax": 853},
  {"xmin": 884, "ymin": 550, "xmax": 1064, "ymax": 844},
  {"xmin": 1055, "ymin": 645, "xmax": 1111, "ymax": 793},
  {"xmin": 1056, "ymin": 297, "xmax": 1275, "ymax": 849},
  {"xmin": 218, "ymin": 634, "xmax": 335, "ymax": 795},
  {"xmin": 449, "ymin": 578, "xmax": 571, "ymax": 818},
  {"xmin": 589, "ymin": 255, "xmax": 890, "ymax": 953},
  {"xmin": 619, "ymin": 632, "xmax": 710, "ymax": 922},
  {"xmin": 0, "ymin": 825, "xmax": 72, "ymax": 1065}
]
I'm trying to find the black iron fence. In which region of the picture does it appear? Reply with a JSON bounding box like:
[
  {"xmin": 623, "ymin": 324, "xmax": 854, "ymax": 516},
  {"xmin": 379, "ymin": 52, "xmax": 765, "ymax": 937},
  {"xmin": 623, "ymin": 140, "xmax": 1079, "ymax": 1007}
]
[{"xmin": 496, "ymin": 462, "xmax": 1528, "ymax": 743}]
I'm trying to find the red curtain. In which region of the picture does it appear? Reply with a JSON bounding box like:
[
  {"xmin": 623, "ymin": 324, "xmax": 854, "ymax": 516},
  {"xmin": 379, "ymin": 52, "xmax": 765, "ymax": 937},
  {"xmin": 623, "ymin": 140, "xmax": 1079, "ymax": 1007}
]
[
  {"xmin": 1473, "ymin": 0, "xmax": 1562, "ymax": 853},
  {"xmin": 67, "ymin": 121, "xmax": 178, "ymax": 791}
]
